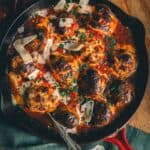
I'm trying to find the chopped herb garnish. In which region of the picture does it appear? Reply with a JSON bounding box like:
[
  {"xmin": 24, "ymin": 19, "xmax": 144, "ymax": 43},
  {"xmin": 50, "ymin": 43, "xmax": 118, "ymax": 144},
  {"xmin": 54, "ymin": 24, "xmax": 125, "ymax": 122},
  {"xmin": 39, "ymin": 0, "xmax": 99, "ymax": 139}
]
[
  {"xmin": 59, "ymin": 43, "xmax": 64, "ymax": 49},
  {"xmin": 78, "ymin": 5, "xmax": 82, "ymax": 8},
  {"xmin": 60, "ymin": 90, "xmax": 67, "ymax": 97},
  {"xmin": 72, "ymin": 86, "xmax": 78, "ymax": 92},
  {"xmin": 105, "ymin": 36, "xmax": 116, "ymax": 49},
  {"xmin": 67, "ymin": 72, "xmax": 72, "ymax": 78},
  {"xmin": 64, "ymin": 4, "xmax": 69, "ymax": 10},
  {"xmin": 72, "ymin": 8, "xmax": 78, "ymax": 16},
  {"xmin": 62, "ymin": 18, "xmax": 66, "ymax": 22},
  {"xmin": 77, "ymin": 31, "xmax": 86, "ymax": 41},
  {"xmin": 72, "ymin": 78, "xmax": 77, "ymax": 83}
]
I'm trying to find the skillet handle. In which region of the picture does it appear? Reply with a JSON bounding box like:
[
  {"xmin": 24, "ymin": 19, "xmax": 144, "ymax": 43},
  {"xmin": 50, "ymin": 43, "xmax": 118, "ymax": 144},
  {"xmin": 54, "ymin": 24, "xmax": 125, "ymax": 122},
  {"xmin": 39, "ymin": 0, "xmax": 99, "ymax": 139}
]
[{"xmin": 104, "ymin": 128, "xmax": 133, "ymax": 150}]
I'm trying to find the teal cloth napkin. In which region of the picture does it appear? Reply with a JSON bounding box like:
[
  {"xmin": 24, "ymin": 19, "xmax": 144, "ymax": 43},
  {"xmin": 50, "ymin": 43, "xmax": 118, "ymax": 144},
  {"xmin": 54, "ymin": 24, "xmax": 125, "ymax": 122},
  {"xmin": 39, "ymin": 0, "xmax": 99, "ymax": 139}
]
[{"xmin": 0, "ymin": 116, "xmax": 149, "ymax": 150}]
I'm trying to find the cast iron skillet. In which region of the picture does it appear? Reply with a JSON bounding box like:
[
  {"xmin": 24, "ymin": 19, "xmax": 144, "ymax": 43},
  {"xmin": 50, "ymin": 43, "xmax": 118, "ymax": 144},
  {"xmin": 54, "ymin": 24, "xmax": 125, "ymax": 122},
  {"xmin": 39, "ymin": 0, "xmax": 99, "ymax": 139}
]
[{"xmin": 0, "ymin": 0, "xmax": 149, "ymax": 145}]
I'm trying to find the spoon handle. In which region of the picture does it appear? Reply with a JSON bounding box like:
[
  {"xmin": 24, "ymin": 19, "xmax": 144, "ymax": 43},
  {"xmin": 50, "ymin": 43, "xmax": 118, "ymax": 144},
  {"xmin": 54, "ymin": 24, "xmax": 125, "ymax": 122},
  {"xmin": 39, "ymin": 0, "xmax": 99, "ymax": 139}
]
[{"xmin": 47, "ymin": 113, "xmax": 81, "ymax": 150}]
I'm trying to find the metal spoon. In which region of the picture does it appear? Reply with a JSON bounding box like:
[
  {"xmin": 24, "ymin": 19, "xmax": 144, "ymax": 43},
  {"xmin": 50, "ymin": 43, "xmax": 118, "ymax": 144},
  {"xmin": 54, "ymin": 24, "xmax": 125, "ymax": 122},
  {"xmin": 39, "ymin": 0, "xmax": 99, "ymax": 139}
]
[{"xmin": 47, "ymin": 113, "xmax": 81, "ymax": 150}]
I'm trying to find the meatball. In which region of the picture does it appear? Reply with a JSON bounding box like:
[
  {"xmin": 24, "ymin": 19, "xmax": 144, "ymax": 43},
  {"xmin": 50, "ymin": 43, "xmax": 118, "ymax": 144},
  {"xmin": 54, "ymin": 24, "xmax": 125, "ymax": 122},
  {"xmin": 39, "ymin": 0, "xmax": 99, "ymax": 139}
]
[
  {"xmin": 104, "ymin": 79, "xmax": 134, "ymax": 105},
  {"xmin": 77, "ymin": 14, "xmax": 91, "ymax": 27},
  {"xmin": 52, "ymin": 109, "xmax": 78, "ymax": 128},
  {"xmin": 48, "ymin": 54, "xmax": 78, "ymax": 88},
  {"xmin": 113, "ymin": 49, "xmax": 137, "ymax": 79},
  {"xmin": 24, "ymin": 80, "xmax": 60, "ymax": 113},
  {"xmin": 78, "ymin": 68, "xmax": 101, "ymax": 96},
  {"xmin": 90, "ymin": 5, "xmax": 111, "ymax": 31},
  {"xmin": 90, "ymin": 101, "xmax": 111, "ymax": 126}
]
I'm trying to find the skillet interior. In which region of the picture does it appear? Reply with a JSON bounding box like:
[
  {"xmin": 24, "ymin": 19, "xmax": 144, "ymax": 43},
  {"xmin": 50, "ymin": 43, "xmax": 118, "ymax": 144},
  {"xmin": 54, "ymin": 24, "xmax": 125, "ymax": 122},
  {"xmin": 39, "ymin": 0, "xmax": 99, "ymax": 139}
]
[{"xmin": 0, "ymin": 0, "xmax": 148, "ymax": 143}]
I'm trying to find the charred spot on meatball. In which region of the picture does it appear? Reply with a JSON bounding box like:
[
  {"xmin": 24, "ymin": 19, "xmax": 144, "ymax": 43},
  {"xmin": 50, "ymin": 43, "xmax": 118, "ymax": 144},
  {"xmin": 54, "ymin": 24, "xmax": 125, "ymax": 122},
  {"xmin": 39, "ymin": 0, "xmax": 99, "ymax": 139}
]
[
  {"xmin": 77, "ymin": 14, "xmax": 91, "ymax": 27},
  {"xmin": 90, "ymin": 101, "xmax": 111, "ymax": 125},
  {"xmin": 104, "ymin": 79, "xmax": 134, "ymax": 105},
  {"xmin": 78, "ymin": 68, "xmax": 100, "ymax": 96},
  {"xmin": 90, "ymin": 5, "xmax": 111, "ymax": 29},
  {"xmin": 52, "ymin": 109, "xmax": 78, "ymax": 128},
  {"xmin": 115, "ymin": 49, "xmax": 131, "ymax": 62}
]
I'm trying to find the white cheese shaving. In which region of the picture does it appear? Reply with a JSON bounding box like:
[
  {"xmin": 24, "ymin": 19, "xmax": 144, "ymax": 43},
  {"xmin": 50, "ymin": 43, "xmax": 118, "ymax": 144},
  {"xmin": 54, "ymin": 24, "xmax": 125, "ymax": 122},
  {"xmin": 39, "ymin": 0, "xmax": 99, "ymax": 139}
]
[
  {"xmin": 17, "ymin": 26, "xmax": 24, "ymax": 34},
  {"xmin": 78, "ymin": 5, "xmax": 93, "ymax": 14},
  {"xmin": 43, "ymin": 39, "xmax": 53, "ymax": 60},
  {"xmin": 34, "ymin": 9, "xmax": 48, "ymax": 17},
  {"xmin": 63, "ymin": 40, "xmax": 84, "ymax": 51},
  {"xmin": 79, "ymin": 0, "xmax": 89, "ymax": 5},
  {"xmin": 32, "ymin": 51, "xmax": 45, "ymax": 64},
  {"xmin": 13, "ymin": 35, "xmax": 37, "ymax": 64},
  {"xmin": 59, "ymin": 18, "xmax": 74, "ymax": 28},
  {"xmin": 80, "ymin": 100, "xmax": 94, "ymax": 124},
  {"xmin": 20, "ymin": 35, "xmax": 37, "ymax": 46},
  {"xmin": 54, "ymin": 0, "xmax": 66, "ymax": 11},
  {"xmin": 66, "ymin": 3, "xmax": 74, "ymax": 12},
  {"xmin": 13, "ymin": 45, "xmax": 33, "ymax": 64},
  {"xmin": 28, "ymin": 69, "xmax": 40, "ymax": 80}
]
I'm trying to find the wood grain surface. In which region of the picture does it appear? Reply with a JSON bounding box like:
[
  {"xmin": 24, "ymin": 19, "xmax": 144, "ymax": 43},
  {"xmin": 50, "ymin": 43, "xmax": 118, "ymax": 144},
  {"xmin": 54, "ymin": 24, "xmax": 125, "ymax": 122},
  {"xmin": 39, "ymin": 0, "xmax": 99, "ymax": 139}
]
[{"xmin": 111, "ymin": 0, "xmax": 150, "ymax": 133}]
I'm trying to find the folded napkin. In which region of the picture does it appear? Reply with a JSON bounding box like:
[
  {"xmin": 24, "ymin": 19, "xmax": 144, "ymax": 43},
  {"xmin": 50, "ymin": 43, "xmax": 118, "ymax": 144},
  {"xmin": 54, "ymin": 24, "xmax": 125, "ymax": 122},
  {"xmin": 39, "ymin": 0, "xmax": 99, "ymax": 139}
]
[{"xmin": 0, "ymin": 116, "xmax": 149, "ymax": 150}]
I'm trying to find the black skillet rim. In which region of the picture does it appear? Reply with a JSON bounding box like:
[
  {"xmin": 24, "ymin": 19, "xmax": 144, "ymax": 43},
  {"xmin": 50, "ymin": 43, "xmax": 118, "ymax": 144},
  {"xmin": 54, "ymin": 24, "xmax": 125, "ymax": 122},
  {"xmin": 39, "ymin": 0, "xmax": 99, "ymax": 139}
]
[{"xmin": 0, "ymin": 0, "xmax": 149, "ymax": 144}]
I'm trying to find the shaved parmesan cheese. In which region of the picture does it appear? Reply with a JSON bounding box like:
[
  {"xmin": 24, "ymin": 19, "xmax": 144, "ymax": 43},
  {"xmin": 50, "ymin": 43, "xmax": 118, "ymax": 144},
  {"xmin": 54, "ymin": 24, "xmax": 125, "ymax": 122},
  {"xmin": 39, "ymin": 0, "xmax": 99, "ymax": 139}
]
[
  {"xmin": 59, "ymin": 18, "xmax": 74, "ymax": 28},
  {"xmin": 54, "ymin": 0, "xmax": 66, "ymax": 11},
  {"xmin": 79, "ymin": 0, "xmax": 89, "ymax": 5},
  {"xmin": 80, "ymin": 100, "xmax": 94, "ymax": 124},
  {"xmin": 78, "ymin": 5, "xmax": 93, "ymax": 14},
  {"xmin": 34, "ymin": 9, "xmax": 48, "ymax": 17},
  {"xmin": 63, "ymin": 40, "xmax": 84, "ymax": 51},
  {"xmin": 66, "ymin": 3, "xmax": 74, "ymax": 12},
  {"xmin": 37, "ymin": 54, "xmax": 45, "ymax": 64},
  {"xmin": 20, "ymin": 35, "xmax": 37, "ymax": 46},
  {"xmin": 13, "ymin": 35, "xmax": 37, "ymax": 64},
  {"xmin": 13, "ymin": 45, "xmax": 33, "ymax": 64},
  {"xmin": 43, "ymin": 39, "xmax": 53, "ymax": 60},
  {"xmin": 18, "ymin": 26, "xmax": 24, "ymax": 33},
  {"xmin": 28, "ymin": 69, "xmax": 39, "ymax": 80},
  {"xmin": 32, "ymin": 52, "xmax": 45, "ymax": 64}
]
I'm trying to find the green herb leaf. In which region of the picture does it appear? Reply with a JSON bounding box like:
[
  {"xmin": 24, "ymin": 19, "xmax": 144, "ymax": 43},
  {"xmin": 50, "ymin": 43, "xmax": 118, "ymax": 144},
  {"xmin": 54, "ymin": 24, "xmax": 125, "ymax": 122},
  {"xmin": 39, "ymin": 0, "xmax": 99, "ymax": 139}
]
[
  {"xmin": 62, "ymin": 18, "xmax": 66, "ymax": 22},
  {"xmin": 79, "ymin": 32, "xmax": 86, "ymax": 41},
  {"xmin": 59, "ymin": 43, "xmax": 64, "ymax": 49},
  {"xmin": 64, "ymin": 4, "xmax": 69, "ymax": 10},
  {"xmin": 105, "ymin": 36, "xmax": 116, "ymax": 50}
]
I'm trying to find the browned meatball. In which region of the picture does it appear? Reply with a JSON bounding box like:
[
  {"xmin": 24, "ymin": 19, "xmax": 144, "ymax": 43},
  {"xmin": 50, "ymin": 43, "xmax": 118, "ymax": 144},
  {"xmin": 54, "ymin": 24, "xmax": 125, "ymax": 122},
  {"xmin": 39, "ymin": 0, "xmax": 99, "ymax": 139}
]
[
  {"xmin": 90, "ymin": 101, "xmax": 111, "ymax": 126},
  {"xmin": 90, "ymin": 5, "xmax": 111, "ymax": 31},
  {"xmin": 104, "ymin": 79, "xmax": 134, "ymax": 105},
  {"xmin": 78, "ymin": 68, "xmax": 101, "ymax": 96},
  {"xmin": 111, "ymin": 49, "xmax": 137, "ymax": 79},
  {"xmin": 48, "ymin": 54, "xmax": 78, "ymax": 88},
  {"xmin": 24, "ymin": 80, "xmax": 60, "ymax": 113}
]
